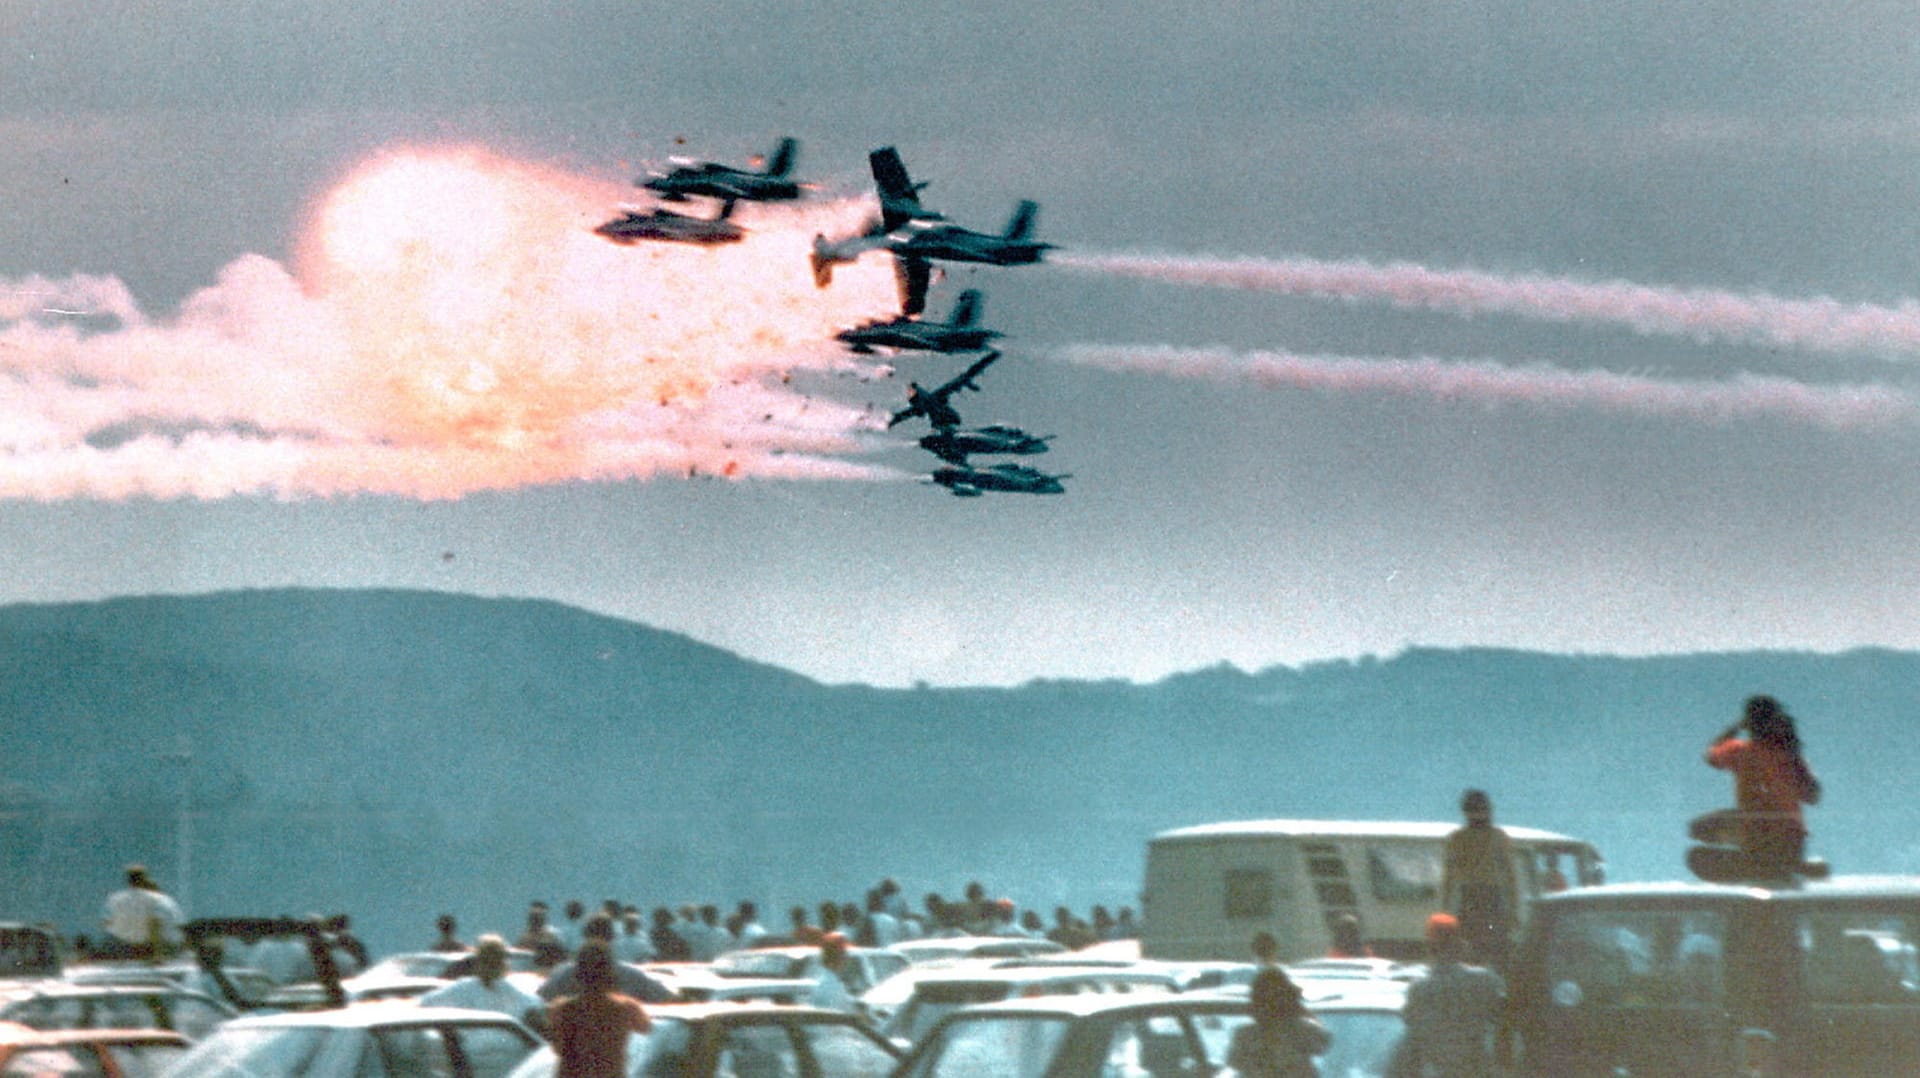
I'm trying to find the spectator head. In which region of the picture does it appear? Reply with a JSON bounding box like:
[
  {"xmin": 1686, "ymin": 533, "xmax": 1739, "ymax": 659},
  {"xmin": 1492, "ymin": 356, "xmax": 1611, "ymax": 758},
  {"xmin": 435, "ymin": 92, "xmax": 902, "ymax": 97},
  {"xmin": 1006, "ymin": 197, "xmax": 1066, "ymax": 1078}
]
[
  {"xmin": 1250, "ymin": 930, "xmax": 1279, "ymax": 963},
  {"xmin": 1461, "ymin": 788, "xmax": 1493, "ymax": 824},
  {"xmin": 1426, "ymin": 912, "xmax": 1463, "ymax": 960},
  {"xmin": 473, "ymin": 934, "xmax": 509, "ymax": 985},
  {"xmin": 583, "ymin": 913, "xmax": 616, "ymax": 943},
  {"xmin": 575, "ymin": 942, "xmax": 615, "ymax": 992}
]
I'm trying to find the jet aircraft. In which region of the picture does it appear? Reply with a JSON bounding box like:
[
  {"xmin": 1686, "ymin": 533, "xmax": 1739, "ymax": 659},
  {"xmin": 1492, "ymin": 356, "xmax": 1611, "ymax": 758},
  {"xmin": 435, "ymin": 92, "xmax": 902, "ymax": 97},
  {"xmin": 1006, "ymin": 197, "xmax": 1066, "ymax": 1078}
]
[
  {"xmin": 918, "ymin": 423, "xmax": 1051, "ymax": 466},
  {"xmin": 594, "ymin": 199, "xmax": 745, "ymax": 246},
  {"xmin": 835, "ymin": 289, "xmax": 1001, "ymax": 355},
  {"xmin": 886, "ymin": 350, "xmax": 1001, "ymax": 430},
  {"xmin": 639, "ymin": 138, "xmax": 805, "ymax": 203},
  {"xmin": 928, "ymin": 462, "xmax": 1068, "ymax": 497},
  {"xmin": 813, "ymin": 199, "xmax": 1052, "ymax": 315}
]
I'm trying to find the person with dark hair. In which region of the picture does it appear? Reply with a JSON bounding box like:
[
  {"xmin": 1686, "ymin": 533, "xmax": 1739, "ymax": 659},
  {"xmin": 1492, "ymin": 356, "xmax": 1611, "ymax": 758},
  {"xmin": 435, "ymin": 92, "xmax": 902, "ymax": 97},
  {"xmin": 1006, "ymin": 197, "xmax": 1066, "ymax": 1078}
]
[
  {"xmin": 539, "ymin": 915, "xmax": 674, "ymax": 1003},
  {"xmin": 516, "ymin": 901, "xmax": 564, "ymax": 955},
  {"xmin": 1389, "ymin": 914, "xmax": 1504, "ymax": 1078},
  {"xmin": 1328, "ymin": 912, "xmax": 1373, "ymax": 959},
  {"xmin": 1701, "ymin": 694, "xmax": 1822, "ymax": 875},
  {"xmin": 1441, "ymin": 789, "xmax": 1518, "ymax": 972},
  {"xmin": 1226, "ymin": 966, "xmax": 1330, "ymax": 1077},
  {"xmin": 431, "ymin": 914, "xmax": 469, "ymax": 953},
  {"xmin": 547, "ymin": 942, "xmax": 651, "ymax": 1078},
  {"xmin": 100, "ymin": 864, "xmax": 184, "ymax": 960},
  {"xmin": 649, "ymin": 906, "xmax": 691, "ymax": 961}
]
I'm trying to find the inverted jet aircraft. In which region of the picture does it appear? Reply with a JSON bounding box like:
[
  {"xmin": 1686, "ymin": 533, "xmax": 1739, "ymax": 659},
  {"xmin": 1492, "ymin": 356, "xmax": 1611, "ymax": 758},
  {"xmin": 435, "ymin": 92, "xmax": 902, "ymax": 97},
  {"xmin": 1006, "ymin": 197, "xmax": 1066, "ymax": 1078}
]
[
  {"xmin": 918, "ymin": 423, "xmax": 1051, "ymax": 466},
  {"xmin": 813, "ymin": 199, "xmax": 1052, "ymax": 315},
  {"xmin": 886, "ymin": 350, "xmax": 1001, "ymax": 430},
  {"xmin": 835, "ymin": 289, "xmax": 1001, "ymax": 355},
  {"xmin": 594, "ymin": 199, "xmax": 745, "ymax": 246},
  {"xmin": 640, "ymin": 138, "xmax": 804, "ymax": 203},
  {"xmin": 928, "ymin": 462, "xmax": 1068, "ymax": 497}
]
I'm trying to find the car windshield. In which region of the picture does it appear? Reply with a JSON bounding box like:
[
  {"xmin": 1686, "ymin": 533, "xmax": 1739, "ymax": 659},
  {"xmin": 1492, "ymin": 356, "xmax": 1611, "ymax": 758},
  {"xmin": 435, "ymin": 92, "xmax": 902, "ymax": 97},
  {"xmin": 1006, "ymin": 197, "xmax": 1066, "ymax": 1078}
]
[
  {"xmin": 1315, "ymin": 1009, "xmax": 1405, "ymax": 1077},
  {"xmin": 105, "ymin": 1043, "xmax": 191, "ymax": 1078},
  {"xmin": 363, "ymin": 955, "xmax": 452, "ymax": 979},
  {"xmin": 904, "ymin": 1015, "xmax": 1070, "ymax": 1078},
  {"xmin": 3, "ymin": 1046, "xmax": 105, "ymax": 1077},
  {"xmin": 160, "ymin": 1026, "xmax": 332, "ymax": 1078}
]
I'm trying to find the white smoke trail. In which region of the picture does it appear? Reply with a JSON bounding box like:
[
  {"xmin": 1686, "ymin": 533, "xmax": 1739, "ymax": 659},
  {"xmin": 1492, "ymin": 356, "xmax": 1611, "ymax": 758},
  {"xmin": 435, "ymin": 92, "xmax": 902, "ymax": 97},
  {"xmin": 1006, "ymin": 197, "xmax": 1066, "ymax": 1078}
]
[
  {"xmin": 1050, "ymin": 344, "xmax": 1920, "ymax": 429},
  {"xmin": 0, "ymin": 145, "xmax": 906, "ymax": 501},
  {"xmin": 1056, "ymin": 252, "xmax": 1920, "ymax": 360}
]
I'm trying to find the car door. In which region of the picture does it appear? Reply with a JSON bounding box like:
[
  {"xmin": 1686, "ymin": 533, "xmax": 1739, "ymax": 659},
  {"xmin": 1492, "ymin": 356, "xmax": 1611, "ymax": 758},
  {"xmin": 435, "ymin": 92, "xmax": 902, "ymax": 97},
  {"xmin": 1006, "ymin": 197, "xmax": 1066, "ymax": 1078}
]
[
  {"xmin": 1788, "ymin": 902, "xmax": 1920, "ymax": 1075},
  {"xmin": 712, "ymin": 1023, "xmax": 801, "ymax": 1078},
  {"xmin": 790, "ymin": 1020, "xmax": 899, "ymax": 1078}
]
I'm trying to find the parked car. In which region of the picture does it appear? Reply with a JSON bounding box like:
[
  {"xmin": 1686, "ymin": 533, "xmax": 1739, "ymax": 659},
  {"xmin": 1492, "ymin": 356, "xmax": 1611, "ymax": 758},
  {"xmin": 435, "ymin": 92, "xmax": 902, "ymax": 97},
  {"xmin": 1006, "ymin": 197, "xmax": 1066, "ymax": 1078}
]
[
  {"xmin": 889, "ymin": 990, "xmax": 1253, "ymax": 1077},
  {"xmin": 503, "ymin": 1002, "xmax": 903, "ymax": 1078},
  {"xmin": 879, "ymin": 963, "xmax": 1183, "ymax": 1049},
  {"xmin": 159, "ymin": 1002, "xmax": 541, "ymax": 1078},
  {"xmin": 0, "ymin": 1020, "xmax": 190, "ymax": 1077},
  {"xmin": 0, "ymin": 981, "xmax": 237, "ymax": 1042},
  {"xmin": 886, "ymin": 937, "xmax": 1066, "ymax": 966},
  {"xmin": 709, "ymin": 946, "xmax": 910, "ymax": 997},
  {"xmin": 1294, "ymin": 981, "xmax": 1409, "ymax": 1078},
  {"xmin": 1508, "ymin": 875, "xmax": 1920, "ymax": 1076}
]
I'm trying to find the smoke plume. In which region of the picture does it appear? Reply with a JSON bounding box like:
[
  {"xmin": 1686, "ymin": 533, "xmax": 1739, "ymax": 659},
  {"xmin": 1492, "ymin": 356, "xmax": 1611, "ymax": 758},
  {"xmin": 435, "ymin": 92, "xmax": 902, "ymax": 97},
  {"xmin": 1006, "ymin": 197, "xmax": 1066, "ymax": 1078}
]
[
  {"xmin": 0, "ymin": 145, "xmax": 903, "ymax": 501},
  {"xmin": 1051, "ymin": 345, "xmax": 1918, "ymax": 428},
  {"xmin": 1057, "ymin": 252, "xmax": 1920, "ymax": 359}
]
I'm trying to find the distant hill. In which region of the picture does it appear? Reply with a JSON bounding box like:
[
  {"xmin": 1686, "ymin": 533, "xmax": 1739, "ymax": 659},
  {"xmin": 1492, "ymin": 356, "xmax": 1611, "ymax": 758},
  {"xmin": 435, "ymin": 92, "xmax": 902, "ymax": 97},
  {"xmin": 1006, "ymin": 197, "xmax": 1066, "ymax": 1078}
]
[{"xmin": 3, "ymin": 588, "xmax": 1914, "ymax": 955}]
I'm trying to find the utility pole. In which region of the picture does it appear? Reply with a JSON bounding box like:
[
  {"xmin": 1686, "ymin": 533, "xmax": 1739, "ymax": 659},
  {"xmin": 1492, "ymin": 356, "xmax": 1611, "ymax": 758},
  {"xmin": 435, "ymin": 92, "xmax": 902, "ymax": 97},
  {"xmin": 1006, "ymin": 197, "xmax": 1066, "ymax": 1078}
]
[{"xmin": 163, "ymin": 734, "xmax": 192, "ymax": 912}]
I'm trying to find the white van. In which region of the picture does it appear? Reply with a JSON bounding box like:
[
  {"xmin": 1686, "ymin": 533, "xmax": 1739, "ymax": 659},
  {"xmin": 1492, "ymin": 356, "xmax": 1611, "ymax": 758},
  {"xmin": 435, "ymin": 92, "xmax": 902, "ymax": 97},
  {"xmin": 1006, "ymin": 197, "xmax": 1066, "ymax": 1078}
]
[{"xmin": 1139, "ymin": 819, "xmax": 1604, "ymax": 962}]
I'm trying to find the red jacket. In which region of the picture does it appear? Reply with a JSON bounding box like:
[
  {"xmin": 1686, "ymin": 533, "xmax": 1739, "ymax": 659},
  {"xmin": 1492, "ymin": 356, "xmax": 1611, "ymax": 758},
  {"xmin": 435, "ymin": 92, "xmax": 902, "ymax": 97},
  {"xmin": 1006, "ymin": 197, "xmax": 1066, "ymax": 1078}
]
[{"xmin": 1706, "ymin": 736, "xmax": 1817, "ymax": 829}]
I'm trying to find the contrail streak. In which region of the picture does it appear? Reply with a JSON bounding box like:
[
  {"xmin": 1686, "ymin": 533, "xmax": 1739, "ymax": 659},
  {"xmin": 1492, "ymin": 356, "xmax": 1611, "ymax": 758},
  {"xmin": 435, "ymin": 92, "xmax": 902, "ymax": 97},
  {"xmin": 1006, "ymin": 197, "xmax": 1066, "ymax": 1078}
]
[
  {"xmin": 1050, "ymin": 344, "xmax": 1919, "ymax": 429},
  {"xmin": 1056, "ymin": 252, "xmax": 1920, "ymax": 359}
]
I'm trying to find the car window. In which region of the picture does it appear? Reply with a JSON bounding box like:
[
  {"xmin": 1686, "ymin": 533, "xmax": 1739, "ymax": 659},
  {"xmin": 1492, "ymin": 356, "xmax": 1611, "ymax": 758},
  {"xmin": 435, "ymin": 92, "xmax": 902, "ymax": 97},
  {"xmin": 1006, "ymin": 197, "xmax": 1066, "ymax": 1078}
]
[
  {"xmin": 904, "ymin": 1015, "xmax": 1069, "ymax": 1078},
  {"xmin": 451, "ymin": 1024, "xmax": 537, "ymax": 1078},
  {"xmin": 714, "ymin": 1025, "xmax": 798, "ymax": 1078},
  {"xmin": 160, "ymin": 1026, "xmax": 332, "ymax": 1078},
  {"xmin": 374, "ymin": 1026, "xmax": 455, "ymax": 1078},
  {"xmin": 1187, "ymin": 1009, "xmax": 1249, "ymax": 1066},
  {"xmin": 1314, "ymin": 1010, "xmax": 1404, "ymax": 1078},
  {"xmin": 104, "ymin": 1042, "xmax": 190, "ymax": 1078},
  {"xmin": 1, "ymin": 1046, "xmax": 107, "ymax": 1077},
  {"xmin": 865, "ymin": 954, "xmax": 909, "ymax": 984},
  {"xmin": 1544, "ymin": 909, "xmax": 1726, "ymax": 1008},
  {"xmin": 795, "ymin": 1022, "xmax": 895, "ymax": 1078},
  {"xmin": 164, "ymin": 997, "xmax": 231, "ymax": 1040},
  {"xmin": 1103, "ymin": 1014, "xmax": 1205, "ymax": 1078},
  {"xmin": 1797, "ymin": 910, "xmax": 1920, "ymax": 1005}
]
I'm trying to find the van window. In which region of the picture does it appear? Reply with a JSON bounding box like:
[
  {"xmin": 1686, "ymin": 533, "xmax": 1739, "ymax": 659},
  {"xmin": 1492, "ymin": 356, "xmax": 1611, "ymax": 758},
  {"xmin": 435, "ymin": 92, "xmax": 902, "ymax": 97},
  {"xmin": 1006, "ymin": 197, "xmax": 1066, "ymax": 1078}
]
[
  {"xmin": 1223, "ymin": 870, "xmax": 1273, "ymax": 919},
  {"xmin": 1796, "ymin": 910, "xmax": 1920, "ymax": 1005},
  {"xmin": 1543, "ymin": 910, "xmax": 1726, "ymax": 1008},
  {"xmin": 1368, "ymin": 846, "xmax": 1440, "ymax": 903}
]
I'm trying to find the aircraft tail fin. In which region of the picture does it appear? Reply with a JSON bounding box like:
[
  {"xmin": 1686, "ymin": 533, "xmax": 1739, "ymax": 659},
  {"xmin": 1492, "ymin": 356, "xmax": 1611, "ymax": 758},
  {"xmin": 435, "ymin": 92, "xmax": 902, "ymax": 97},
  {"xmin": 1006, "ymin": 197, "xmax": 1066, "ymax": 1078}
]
[
  {"xmin": 950, "ymin": 289, "xmax": 983, "ymax": 328},
  {"xmin": 1004, "ymin": 200, "xmax": 1039, "ymax": 242},
  {"xmin": 765, "ymin": 138, "xmax": 798, "ymax": 178},
  {"xmin": 716, "ymin": 198, "xmax": 738, "ymax": 222}
]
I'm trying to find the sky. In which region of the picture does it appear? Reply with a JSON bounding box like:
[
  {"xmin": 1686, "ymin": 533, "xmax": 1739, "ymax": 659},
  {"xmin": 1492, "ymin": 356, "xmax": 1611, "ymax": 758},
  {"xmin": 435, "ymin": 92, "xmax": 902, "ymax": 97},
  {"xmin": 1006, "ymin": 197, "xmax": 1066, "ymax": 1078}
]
[{"xmin": 6, "ymin": 2, "xmax": 1920, "ymax": 686}]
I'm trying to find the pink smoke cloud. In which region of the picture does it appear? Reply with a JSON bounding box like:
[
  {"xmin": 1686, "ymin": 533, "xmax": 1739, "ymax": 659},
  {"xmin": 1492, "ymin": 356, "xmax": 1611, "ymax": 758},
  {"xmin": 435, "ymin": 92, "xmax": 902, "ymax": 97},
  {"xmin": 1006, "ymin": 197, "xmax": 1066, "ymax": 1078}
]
[
  {"xmin": 1057, "ymin": 252, "xmax": 1920, "ymax": 359},
  {"xmin": 1050, "ymin": 344, "xmax": 1920, "ymax": 428},
  {"xmin": 0, "ymin": 145, "xmax": 905, "ymax": 501}
]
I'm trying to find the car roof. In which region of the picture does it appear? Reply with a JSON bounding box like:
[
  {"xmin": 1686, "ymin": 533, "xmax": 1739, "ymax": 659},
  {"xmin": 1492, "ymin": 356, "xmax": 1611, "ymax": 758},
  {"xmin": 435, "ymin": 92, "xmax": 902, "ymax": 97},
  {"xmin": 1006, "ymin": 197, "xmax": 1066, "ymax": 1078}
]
[
  {"xmin": 1538, "ymin": 875, "xmax": 1920, "ymax": 905},
  {"xmin": 0, "ymin": 980, "xmax": 224, "ymax": 1003},
  {"xmin": 0, "ymin": 1020, "xmax": 191, "ymax": 1047},
  {"xmin": 1151, "ymin": 818, "xmax": 1587, "ymax": 844},
  {"xmin": 906, "ymin": 964, "xmax": 1179, "ymax": 987},
  {"xmin": 644, "ymin": 1001, "xmax": 868, "ymax": 1023},
  {"xmin": 219, "ymin": 1002, "xmax": 534, "ymax": 1030},
  {"xmin": 924, "ymin": 990, "xmax": 1249, "ymax": 1021}
]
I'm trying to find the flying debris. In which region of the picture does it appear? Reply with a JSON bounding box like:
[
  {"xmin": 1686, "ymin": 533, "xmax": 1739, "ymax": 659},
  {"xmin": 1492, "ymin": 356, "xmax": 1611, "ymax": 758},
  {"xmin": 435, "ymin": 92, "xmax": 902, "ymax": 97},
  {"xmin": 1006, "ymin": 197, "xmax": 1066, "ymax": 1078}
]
[
  {"xmin": 594, "ymin": 199, "xmax": 746, "ymax": 245},
  {"xmin": 640, "ymin": 138, "xmax": 806, "ymax": 203},
  {"xmin": 918, "ymin": 423, "xmax": 1051, "ymax": 465},
  {"xmin": 887, "ymin": 350, "xmax": 1002, "ymax": 430},
  {"xmin": 835, "ymin": 289, "xmax": 1002, "ymax": 355},
  {"xmin": 927, "ymin": 462, "xmax": 1068, "ymax": 497}
]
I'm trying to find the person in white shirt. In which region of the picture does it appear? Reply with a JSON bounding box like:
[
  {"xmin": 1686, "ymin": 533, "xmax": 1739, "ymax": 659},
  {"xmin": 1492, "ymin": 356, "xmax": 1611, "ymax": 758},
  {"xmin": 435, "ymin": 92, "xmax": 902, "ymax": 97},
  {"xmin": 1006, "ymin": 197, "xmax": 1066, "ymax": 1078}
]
[
  {"xmin": 808, "ymin": 934, "xmax": 857, "ymax": 1011},
  {"xmin": 101, "ymin": 865, "xmax": 184, "ymax": 959},
  {"xmin": 419, "ymin": 935, "xmax": 545, "ymax": 1029}
]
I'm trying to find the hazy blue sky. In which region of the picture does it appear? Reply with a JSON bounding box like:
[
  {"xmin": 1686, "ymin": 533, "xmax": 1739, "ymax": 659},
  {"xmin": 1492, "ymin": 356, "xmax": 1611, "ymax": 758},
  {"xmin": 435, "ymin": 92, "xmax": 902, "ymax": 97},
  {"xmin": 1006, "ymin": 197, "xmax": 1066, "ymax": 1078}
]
[{"xmin": 6, "ymin": 2, "xmax": 1920, "ymax": 685}]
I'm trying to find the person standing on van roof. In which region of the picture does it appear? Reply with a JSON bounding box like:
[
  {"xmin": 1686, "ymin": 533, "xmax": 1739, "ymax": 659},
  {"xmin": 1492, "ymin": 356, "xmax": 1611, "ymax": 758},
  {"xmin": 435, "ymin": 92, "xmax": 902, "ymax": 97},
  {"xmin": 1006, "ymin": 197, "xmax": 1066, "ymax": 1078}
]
[
  {"xmin": 1389, "ymin": 914, "xmax": 1505, "ymax": 1078},
  {"xmin": 1441, "ymin": 789, "xmax": 1519, "ymax": 973},
  {"xmin": 1703, "ymin": 694, "xmax": 1822, "ymax": 875}
]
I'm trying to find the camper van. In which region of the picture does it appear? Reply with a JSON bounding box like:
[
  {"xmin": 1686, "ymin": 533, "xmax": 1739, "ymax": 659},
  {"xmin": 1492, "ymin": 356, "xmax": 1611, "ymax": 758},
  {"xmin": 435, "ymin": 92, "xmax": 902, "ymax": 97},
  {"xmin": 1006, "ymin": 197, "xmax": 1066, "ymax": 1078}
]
[{"xmin": 1140, "ymin": 819, "xmax": 1604, "ymax": 962}]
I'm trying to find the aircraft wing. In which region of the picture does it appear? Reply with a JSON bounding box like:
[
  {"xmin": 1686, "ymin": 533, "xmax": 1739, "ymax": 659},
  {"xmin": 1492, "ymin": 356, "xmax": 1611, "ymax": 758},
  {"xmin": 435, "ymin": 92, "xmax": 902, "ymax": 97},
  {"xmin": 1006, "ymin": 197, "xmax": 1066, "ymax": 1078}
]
[{"xmin": 938, "ymin": 350, "xmax": 1001, "ymax": 396}]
